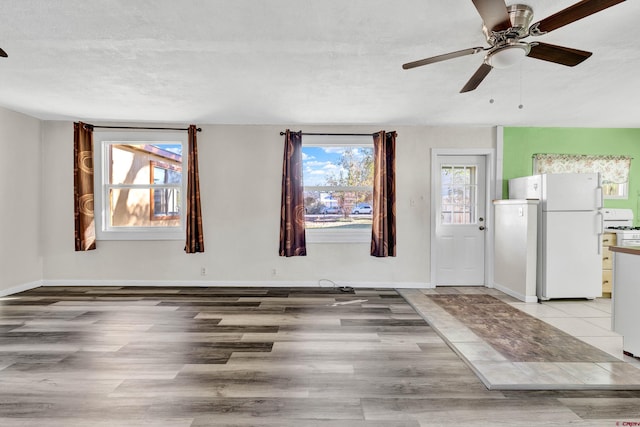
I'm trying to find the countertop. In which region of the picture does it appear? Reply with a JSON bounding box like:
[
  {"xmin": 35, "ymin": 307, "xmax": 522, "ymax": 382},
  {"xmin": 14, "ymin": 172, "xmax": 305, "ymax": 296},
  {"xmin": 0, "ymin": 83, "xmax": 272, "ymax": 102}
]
[{"xmin": 610, "ymin": 246, "xmax": 640, "ymax": 256}]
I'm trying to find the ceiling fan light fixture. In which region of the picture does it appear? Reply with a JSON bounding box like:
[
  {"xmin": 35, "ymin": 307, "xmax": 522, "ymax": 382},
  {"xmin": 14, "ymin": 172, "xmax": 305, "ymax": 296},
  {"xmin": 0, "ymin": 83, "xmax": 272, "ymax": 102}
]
[
  {"xmin": 487, "ymin": 43, "xmax": 530, "ymax": 69},
  {"xmin": 402, "ymin": 0, "xmax": 627, "ymax": 93}
]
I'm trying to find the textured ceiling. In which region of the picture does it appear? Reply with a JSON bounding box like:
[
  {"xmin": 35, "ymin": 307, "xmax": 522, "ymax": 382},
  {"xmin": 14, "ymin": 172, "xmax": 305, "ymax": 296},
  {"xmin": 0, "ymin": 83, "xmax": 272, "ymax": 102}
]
[{"xmin": 0, "ymin": 0, "xmax": 638, "ymax": 127}]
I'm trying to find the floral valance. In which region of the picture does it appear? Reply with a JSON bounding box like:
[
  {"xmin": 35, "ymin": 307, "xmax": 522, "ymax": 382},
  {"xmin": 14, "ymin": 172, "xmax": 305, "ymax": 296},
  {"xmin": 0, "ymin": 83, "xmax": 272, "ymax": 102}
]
[{"xmin": 533, "ymin": 154, "xmax": 632, "ymax": 184}]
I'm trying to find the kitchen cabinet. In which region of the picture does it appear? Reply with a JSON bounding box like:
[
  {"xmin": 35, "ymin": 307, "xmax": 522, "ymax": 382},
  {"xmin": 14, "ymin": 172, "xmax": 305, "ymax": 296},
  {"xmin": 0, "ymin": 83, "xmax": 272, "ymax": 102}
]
[
  {"xmin": 602, "ymin": 232, "xmax": 616, "ymax": 297},
  {"xmin": 610, "ymin": 245, "xmax": 640, "ymax": 357}
]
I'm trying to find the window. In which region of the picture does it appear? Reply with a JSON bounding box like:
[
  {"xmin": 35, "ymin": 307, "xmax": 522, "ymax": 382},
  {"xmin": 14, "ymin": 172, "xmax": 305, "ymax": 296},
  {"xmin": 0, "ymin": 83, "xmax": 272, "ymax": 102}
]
[
  {"xmin": 302, "ymin": 135, "xmax": 374, "ymax": 243},
  {"xmin": 533, "ymin": 154, "xmax": 631, "ymax": 200},
  {"xmin": 602, "ymin": 182, "xmax": 627, "ymax": 199},
  {"xmin": 94, "ymin": 131, "xmax": 187, "ymax": 240},
  {"xmin": 440, "ymin": 165, "xmax": 478, "ymax": 224}
]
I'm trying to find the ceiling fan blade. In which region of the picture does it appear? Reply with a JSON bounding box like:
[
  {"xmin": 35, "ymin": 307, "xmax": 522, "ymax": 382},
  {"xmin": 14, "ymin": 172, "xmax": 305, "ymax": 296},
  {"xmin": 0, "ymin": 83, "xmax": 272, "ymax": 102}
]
[
  {"xmin": 532, "ymin": 0, "xmax": 626, "ymax": 34},
  {"xmin": 471, "ymin": 0, "xmax": 512, "ymax": 32},
  {"xmin": 403, "ymin": 47, "xmax": 485, "ymax": 70},
  {"xmin": 527, "ymin": 42, "xmax": 592, "ymax": 66},
  {"xmin": 0, "ymin": 48, "xmax": 7, "ymax": 58},
  {"xmin": 460, "ymin": 63, "xmax": 493, "ymax": 93}
]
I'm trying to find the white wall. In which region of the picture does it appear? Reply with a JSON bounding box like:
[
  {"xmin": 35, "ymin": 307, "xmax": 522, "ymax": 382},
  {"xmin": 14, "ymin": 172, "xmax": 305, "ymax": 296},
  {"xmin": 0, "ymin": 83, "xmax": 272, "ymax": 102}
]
[
  {"xmin": 0, "ymin": 107, "xmax": 43, "ymax": 295},
  {"xmin": 39, "ymin": 122, "xmax": 494, "ymax": 288}
]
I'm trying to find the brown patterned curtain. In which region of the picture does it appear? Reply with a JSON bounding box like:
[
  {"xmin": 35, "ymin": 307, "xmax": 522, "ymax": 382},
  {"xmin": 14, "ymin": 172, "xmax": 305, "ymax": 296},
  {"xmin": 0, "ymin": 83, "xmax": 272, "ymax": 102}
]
[
  {"xmin": 73, "ymin": 122, "xmax": 96, "ymax": 251},
  {"xmin": 279, "ymin": 130, "xmax": 306, "ymax": 256},
  {"xmin": 185, "ymin": 124, "xmax": 205, "ymax": 253},
  {"xmin": 371, "ymin": 130, "xmax": 397, "ymax": 257}
]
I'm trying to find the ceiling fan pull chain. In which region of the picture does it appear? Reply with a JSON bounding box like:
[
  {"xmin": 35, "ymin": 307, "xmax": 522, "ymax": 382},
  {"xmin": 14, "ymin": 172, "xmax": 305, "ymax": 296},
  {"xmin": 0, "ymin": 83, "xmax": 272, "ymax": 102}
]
[{"xmin": 518, "ymin": 61, "xmax": 524, "ymax": 110}]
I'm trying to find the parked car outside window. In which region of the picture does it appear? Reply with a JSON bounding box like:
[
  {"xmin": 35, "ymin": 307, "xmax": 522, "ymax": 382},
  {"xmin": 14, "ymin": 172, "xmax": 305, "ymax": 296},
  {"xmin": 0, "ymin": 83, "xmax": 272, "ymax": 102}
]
[
  {"xmin": 351, "ymin": 203, "xmax": 372, "ymax": 214},
  {"xmin": 322, "ymin": 206, "xmax": 343, "ymax": 215}
]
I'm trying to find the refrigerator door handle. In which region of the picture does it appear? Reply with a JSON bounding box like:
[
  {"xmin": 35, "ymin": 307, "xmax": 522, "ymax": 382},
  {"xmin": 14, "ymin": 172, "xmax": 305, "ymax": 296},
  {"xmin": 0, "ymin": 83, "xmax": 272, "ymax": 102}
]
[
  {"xmin": 597, "ymin": 211, "xmax": 604, "ymax": 255},
  {"xmin": 596, "ymin": 186, "xmax": 604, "ymax": 209}
]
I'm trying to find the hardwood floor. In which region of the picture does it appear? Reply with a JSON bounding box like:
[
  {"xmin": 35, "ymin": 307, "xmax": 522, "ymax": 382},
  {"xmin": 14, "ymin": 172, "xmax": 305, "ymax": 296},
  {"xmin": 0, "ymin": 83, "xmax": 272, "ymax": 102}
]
[{"xmin": 1, "ymin": 286, "xmax": 640, "ymax": 426}]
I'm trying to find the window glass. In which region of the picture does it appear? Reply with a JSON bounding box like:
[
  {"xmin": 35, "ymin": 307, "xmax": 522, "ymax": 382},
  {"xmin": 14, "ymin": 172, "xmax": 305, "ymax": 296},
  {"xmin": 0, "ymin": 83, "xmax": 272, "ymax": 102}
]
[
  {"xmin": 151, "ymin": 162, "xmax": 182, "ymax": 220},
  {"xmin": 94, "ymin": 131, "xmax": 186, "ymax": 240},
  {"xmin": 441, "ymin": 165, "xmax": 477, "ymax": 225},
  {"xmin": 302, "ymin": 139, "xmax": 374, "ymax": 241},
  {"xmin": 602, "ymin": 182, "xmax": 627, "ymax": 199}
]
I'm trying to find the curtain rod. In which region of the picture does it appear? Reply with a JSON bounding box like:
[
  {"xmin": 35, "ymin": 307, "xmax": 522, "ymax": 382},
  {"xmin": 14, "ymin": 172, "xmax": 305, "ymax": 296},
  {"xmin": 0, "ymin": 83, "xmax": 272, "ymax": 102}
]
[
  {"xmin": 279, "ymin": 131, "xmax": 376, "ymax": 137},
  {"xmin": 84, "ymin": 124, "xmax": 202, "ymax": 132}
]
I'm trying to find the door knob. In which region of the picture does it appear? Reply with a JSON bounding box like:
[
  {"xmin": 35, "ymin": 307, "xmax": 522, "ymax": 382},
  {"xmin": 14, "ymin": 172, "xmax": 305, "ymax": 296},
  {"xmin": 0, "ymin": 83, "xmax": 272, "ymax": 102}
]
[{"xmin": 479, "ymin": 226, "xmax": 486, "ymax": 231}]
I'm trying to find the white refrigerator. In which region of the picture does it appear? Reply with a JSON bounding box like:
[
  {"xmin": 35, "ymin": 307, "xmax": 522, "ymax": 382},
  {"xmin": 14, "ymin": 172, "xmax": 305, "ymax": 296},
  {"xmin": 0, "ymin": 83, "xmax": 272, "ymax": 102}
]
[{"xmin": 508, "ymin": 173, "xmax": 602, "ymax": 300}]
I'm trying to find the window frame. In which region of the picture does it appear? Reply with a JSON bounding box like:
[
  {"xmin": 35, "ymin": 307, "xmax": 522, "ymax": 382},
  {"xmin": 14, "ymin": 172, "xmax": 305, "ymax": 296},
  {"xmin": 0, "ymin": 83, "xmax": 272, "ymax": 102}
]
[
  {"xmin": 93, "ymin": 131, "xmax": 187, "ymax": 241},
  {"xmin": 302, "ymin": 135, "xmax": 374, "ymax": 244}
]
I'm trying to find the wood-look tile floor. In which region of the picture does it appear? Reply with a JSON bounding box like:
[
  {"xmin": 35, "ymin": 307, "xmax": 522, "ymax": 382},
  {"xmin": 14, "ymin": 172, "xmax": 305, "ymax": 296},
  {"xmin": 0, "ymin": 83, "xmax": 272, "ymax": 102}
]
[
  {"xmin": 427, "ymin": 294, "xmax": 619, "ymax": 363},
  {"xmin": 1, "ymin": 286, "xmax": 640, "ymax": 426},
  {"xmin": 400, "ymin": 288, "xmax": 640, "ymax": 391}
]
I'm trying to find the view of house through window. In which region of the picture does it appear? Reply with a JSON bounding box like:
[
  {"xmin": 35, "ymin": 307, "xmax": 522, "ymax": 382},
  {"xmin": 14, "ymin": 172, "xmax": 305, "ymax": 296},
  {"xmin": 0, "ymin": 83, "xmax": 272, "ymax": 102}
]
[
  {"xmin": 94, "ymin": 132, "xmax": 186, "ymax": 240},
  {"xmin": 302, "ymin": 141, "xmax": 374, "ymax": 234},
  {"xmin": 440, "ymin": 165, "xmax": 478, "ymax": 224},
  {"xmin": 107, "ymin": 143, "xmax": 183, "ymax": 228},
  {"xmin": 151, "ymin": 161, "xmax": 182, "ymax": 220}
]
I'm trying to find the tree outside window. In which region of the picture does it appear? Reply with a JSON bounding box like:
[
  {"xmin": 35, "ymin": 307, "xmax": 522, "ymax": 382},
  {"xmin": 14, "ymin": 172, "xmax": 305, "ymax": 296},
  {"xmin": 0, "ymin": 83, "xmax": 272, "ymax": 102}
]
[{"xmin": 302, "ymin": 144, "xmax": 374, "ymax": 231}]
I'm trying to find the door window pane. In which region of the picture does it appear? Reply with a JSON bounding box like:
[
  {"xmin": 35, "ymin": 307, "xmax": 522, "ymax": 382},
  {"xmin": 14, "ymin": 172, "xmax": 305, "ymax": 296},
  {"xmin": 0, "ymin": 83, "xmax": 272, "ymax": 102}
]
[{"xmin": 441, "ymin": 165, "xmax": 477, "ymax": 225}]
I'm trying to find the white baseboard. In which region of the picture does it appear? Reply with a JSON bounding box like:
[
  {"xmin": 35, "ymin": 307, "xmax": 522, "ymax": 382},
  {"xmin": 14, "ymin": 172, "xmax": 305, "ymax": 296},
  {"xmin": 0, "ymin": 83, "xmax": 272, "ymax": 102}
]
[
  {"xmin": 41, "ymin": 279, "xmax": 431, "ymax": 289},
  {"xmin": 0, "ymin": 280, "xmax": 43, "ymax": 297},
  {"xmin": 493, "ymin": 283, "xmax": 538, "ymax": 303},
  {"xmin": 2, "ymin": 279, "xmax": 431, "ymax": 297}
]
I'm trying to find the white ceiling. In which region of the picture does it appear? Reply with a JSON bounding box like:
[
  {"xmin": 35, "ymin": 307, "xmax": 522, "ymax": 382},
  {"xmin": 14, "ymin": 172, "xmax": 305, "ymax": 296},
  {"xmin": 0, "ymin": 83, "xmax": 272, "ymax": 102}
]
[{"xmin": 1, "ymin": 0, "xmax": 638, "ymax": 127}]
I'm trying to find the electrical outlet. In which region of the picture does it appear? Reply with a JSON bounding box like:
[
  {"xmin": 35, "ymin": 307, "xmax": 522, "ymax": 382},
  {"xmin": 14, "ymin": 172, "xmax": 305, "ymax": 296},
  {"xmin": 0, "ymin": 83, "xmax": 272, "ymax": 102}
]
[
  {"xmin": 200, "ymin": 267, "xmax": 207, "ymax": 276},
  {"xmin": 271, "ymin": 268, "xmax": 277, "ymax": 276}
]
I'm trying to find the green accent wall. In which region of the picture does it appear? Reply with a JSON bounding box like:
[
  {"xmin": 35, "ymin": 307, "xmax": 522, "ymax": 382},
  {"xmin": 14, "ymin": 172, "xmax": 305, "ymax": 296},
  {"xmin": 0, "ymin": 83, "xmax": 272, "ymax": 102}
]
[{"xmin": 503, "ymin": 127, "xmax": 640, "ymax": 225}]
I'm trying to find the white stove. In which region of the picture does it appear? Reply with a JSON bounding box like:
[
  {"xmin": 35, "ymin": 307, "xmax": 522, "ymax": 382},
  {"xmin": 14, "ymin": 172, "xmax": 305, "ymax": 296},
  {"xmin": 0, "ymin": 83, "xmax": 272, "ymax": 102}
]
[{"xmin": 602, "ymin": 208, "xmax": 640, "ymax": 246}]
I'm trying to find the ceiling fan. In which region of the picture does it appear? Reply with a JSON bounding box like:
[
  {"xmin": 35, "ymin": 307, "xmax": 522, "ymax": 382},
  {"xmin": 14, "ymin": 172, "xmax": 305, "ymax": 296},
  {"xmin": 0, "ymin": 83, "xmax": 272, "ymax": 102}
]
[
  {"xmin": 0, "ymin": 48, "xmax": 6, "ymax": 58},
  {"xmin": 403, "ymin": 0, "xmax": 626, "ymax": 93}
]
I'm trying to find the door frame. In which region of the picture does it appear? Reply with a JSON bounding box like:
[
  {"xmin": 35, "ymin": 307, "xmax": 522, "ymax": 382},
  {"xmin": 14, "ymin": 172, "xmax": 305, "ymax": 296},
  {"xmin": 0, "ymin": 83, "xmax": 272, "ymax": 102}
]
[{"xmin": 430, "ymin": 148, "xmax": 497, "ymax": 287}]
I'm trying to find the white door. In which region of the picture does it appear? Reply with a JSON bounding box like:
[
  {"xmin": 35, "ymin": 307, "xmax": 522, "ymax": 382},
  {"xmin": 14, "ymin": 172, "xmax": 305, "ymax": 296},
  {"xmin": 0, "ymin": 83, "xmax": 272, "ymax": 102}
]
[
  {"xmin": 541, "ymin": 211, "xmax": 602, "ymax": 299},
  {"xmin": 542, "ymin": 173, "xmax": 601, "ymax": 212},
  {"xmin": 434, "ymin": 155, "xmax": 487, "ymax": 285}
]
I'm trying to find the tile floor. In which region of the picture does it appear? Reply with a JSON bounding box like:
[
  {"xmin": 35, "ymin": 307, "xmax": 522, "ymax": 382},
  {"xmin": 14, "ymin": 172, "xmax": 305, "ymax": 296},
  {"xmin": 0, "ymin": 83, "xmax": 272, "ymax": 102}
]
[{"xmin": 399, "ymin": 287, "xmax": 640, "ymax": 390}]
